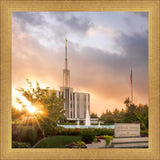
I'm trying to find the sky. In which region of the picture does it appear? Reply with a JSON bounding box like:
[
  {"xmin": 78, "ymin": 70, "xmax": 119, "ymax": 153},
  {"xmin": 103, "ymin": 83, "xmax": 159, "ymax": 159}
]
[{"xmin": 12, "ymin": 12, "xmax": 148, "ymax": 116}]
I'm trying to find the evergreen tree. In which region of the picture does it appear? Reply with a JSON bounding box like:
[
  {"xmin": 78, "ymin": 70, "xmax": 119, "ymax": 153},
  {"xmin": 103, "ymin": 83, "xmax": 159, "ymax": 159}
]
[{"xmin": 90, "ymin": 112, "xmax": 98, "ymax": 118}]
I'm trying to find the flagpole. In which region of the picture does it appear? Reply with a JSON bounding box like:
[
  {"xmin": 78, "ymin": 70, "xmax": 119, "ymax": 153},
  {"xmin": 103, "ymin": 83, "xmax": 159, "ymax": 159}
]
[
  {"xmin": 131, "ymin": 79, "xmax": 133, "ymax": 104},
  {"xmin": 130, "ymin": 67, "xmax": 133, "ymax": 103}
]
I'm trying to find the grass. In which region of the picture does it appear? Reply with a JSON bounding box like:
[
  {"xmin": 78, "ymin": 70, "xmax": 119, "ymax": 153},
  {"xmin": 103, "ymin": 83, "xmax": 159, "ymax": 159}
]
[{"xmin": 35, "ymin": 136, "xmax": 81, "ymax": 148}]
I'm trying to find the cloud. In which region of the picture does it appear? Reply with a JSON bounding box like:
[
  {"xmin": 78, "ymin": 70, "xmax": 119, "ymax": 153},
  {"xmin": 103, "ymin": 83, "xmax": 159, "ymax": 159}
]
[
  {"xmin": 49, "ymin": 12, "xmax": 93, "ymax": 35},
  {"xmin": 12, "ymin": 12, "xmax": 45, "ymax": 31},
  {"xmin": 67, "ymin": 32, "xmax": 148, "ymax": 106},
  {"xmin": 12, "ymin": 12, "xmax": 148, "ymax": 114},
  {"xmin": 65, "ymin": 15, "xmax": 92, "ymax": 34},
  {"xmin": 86, "ymin": 25, "xmax": 121, "ymax": 41},
  {"xmin": 12, "ymin": 20, "xmax": 62, "ymax": 87},
  {"xmin": 132, "ymin": 12, "xmax": 148, "ymax": 18},
  {"xmin": 12, "ymin": 12, "xmax": 95, "ymax": 49},
  {"xmin": 49, "ymin": 12, "xmax": 66, "ymax": 22}
]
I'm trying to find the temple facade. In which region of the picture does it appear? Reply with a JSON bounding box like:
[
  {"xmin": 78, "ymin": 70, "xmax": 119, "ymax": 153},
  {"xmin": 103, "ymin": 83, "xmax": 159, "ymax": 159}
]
[{"xmin": 56, "ymin": 38, "xmax": 90, "ymax": 120}]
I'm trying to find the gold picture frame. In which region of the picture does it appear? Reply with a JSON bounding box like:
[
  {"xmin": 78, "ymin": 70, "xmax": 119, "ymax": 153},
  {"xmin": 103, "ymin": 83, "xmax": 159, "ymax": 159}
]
[{"xmin": 0, "ymin": 0, "xmax": 159, "ymax": 159}]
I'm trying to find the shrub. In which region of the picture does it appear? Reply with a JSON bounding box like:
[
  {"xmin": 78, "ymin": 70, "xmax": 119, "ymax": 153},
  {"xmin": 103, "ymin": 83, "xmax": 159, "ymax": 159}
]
[
  {"xmin": 94, "ymin": 129, "xmax": 107, "ymax": 136},
  {"xmin": 93, "ymin": 138, "xmax": 98, "ymax": 142},
  {"xmin": 93, "ymin": 137, "xmax": 101, "ymax": 142},
  {"xmin": 67, "ymin": 128, "xmax": 80, "ymax": 136},
  {"xmin": 99, "ymin": 136, "xmax": 105, "ymax": 139},
  {"xmin": 56, "ymin": 127, "xmax": 80, "ymax": 136},
  {"xmin": 54, "ymin": 128, "xmax": 114, "ymax": 137},
  {"xmin": 12, "ymin": 141, "xmax": 31, "ymax": 148},
  {"xmin": 75, "ymin": 141, "xmax": 87, "ymax": 148},
  {"xmin": 36, "ymin": 128, "xmax": 44, "ymax": 139},
  {"xmin": 107, "ymin": 129, "xmax": 114, "ymax": 136},
  {"xmin": 12, "ymin": 125, "xmax": 40, "ymax": 146},
  {"xmin": 44, "ymin": 126, "xmax": 58, "ymax": 136},
  {"xmin": 20, "ymin": 128, "xmax": 38, "ymax": 145},
  {"xmin": 140, "ymin": 130, "xmax": 148, "ymax": 136},
  {"xmin": 104, "ymin": 135, "xmax": 113, "ymax": 146},
  {"xmin": 80, "ymin": 129, "xmax": 95, "ymax": 143},
  {"xmin": 93, "ymin": 129, "xmax": 114, "ymax": 136},
  {"xmin": 66, "ymin": 141, "xmax": 87, "ymax": 148}
]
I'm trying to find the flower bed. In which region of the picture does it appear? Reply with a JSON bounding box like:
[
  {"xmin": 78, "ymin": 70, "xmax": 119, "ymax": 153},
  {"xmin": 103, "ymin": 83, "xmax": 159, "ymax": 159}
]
[
  {"xmin": 65, "ymin": 141, "xmax": 87, "ymax": 148},
  {"xmin": 12, "ymin": 141, "xmax": 31, "ymax": 148}
]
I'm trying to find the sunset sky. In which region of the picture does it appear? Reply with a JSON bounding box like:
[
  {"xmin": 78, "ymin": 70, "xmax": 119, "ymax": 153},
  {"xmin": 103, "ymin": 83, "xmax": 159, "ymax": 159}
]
[{"xmin": 12, "ymin": 12, "xmax": 148, "ymax": 116}]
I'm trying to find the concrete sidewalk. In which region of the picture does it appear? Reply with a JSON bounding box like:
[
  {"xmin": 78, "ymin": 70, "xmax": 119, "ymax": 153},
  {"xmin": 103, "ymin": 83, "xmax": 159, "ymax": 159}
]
[
  {"xmin": 112, "ymin": 137, "xmax": 148, "ymax": 143},
  {"xmin": 86, "ymin": 139, "xmax": 107, "ymax": 148},
  {"xmin": 112, "ymin": 137, "xmax": 148, "ymax": 148}
]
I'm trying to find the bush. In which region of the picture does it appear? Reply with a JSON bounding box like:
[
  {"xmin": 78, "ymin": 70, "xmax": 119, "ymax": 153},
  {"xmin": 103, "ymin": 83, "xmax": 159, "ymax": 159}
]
[
  {"xmin": 37, "ymin": 128, "xmax": 44, "ymax": 139},
  {"xmin": 104, "ymin": 135, "xmax": 113, "ymax": 146},
  {"xmin": 80, "ymin": 129, "xmax": 95, "ymax": 143},
  {"xmin": 12, "ymin": 141, "xmax": 31, "ymax": 148},
  {"xmin": 44, "ymin": 126, "xmax": 58, "ymax": 136},
  {"xmin": 20, "ymin": 128, "xmax": 38, "ymax": 145},
  {"xmin": 94, "ymin": 129, "xmax": 107, "ymax": 136},
  {"xmin": 66, "ymin": 141, "xmax": 87, "ymax": 148},
  {"xmin": 12, "ymin": 125, "xmax": 41, "ymax": 146},
  {"xmin": 56, "ymin": 127, "xmax": 80, "ymax": 136},
  {"xmin": 93, "ymin": 129, "xmax": 114, "ymax": 136},
  {"xmin": 140, "ymin": 130, "xmax": 148, "ymax": 137},
  {"xmin": 107, "ymin": 129, "xmax": 114, "ymax": 136},
  {"xmin": 93, "ymin": 138, "xmax": 98, "ymax": 142}
]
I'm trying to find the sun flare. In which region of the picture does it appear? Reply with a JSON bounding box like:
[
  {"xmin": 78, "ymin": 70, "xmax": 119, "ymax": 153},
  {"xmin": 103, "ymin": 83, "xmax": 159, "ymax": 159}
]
[
  {"xmin": 27, "ymin": 106, "xmax": 37, "ymax": 114},
  {"xmin": 16, "ymin": 96, "xmax": 38, "ymax": 114}
]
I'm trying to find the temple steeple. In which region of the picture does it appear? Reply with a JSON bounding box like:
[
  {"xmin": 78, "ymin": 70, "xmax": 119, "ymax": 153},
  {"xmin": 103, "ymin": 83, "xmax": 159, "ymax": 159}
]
[
  {"xmin": 63, "ymin": 38, "xmax": 70, "ymax": 87},
  {"xmin": 65, "ymin": 38, "xmax": 68, "ymax": 69}
]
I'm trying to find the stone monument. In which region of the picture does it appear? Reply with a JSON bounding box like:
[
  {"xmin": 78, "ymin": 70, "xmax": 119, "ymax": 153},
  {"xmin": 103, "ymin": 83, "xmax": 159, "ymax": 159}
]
[
  {"xmin": 114, "ymin": 123, "xmax": 140, "ymax": 137},
  {"xmin": 112, "ymin": 123, "xmax": 148, "ymax": 148}
]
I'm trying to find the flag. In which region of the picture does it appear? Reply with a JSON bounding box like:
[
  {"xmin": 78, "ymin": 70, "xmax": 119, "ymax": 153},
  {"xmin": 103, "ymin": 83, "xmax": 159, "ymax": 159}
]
[{"xmin": 130, "ymin": 68, "xmax": 132, "ymax": 87}]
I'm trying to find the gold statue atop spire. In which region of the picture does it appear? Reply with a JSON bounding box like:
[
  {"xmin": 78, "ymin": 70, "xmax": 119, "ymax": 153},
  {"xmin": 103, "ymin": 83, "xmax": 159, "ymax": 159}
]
[{"xmin": 65, "ymin": 38, "xmax": 67, "ymax": 46}]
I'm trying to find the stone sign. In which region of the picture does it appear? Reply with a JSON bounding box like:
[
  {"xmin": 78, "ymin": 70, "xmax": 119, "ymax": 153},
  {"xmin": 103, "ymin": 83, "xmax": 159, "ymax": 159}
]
[{"xmin": 115, "ymin": 123, "xmax": 140, "ymax": 138}]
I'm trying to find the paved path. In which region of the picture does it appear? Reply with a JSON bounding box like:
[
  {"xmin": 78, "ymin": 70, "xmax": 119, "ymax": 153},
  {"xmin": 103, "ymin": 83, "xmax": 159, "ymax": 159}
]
[
  {"xmin": 112, "ymin": 137, "xmax": 148, "ymax": 143},
  {"xmin": 112, "ymin": 137, "xmax": 148, "ymax": 148},
  {"xmin": 86, "ymin": 139, "xmax": 107, "ymax": 148}
]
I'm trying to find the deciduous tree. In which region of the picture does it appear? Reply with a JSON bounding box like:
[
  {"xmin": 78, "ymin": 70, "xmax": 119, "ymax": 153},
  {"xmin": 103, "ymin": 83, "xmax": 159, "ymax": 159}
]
[{"xmin": 16, "ymin": 79, "xmax": 65, "ymax": 136}]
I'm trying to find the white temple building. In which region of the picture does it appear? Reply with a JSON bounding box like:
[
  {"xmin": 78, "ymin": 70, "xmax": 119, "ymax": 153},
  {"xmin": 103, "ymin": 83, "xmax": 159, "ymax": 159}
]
[{"xmin": 56, "ymin": 38, "xmax": 90, "ymax": 121}]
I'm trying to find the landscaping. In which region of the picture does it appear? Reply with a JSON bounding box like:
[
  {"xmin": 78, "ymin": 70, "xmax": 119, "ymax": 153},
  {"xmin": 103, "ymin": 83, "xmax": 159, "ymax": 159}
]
[
  {"xmin": 12, "ymin": 123, "xmax": 148, "ymax": 148},
  {"xmin": 11, "ymin": 80, "xmax": 148, "ymax": 149},
  {"xmin": 12, "ymin": 124, "xmax": 116, "ymax": 148},
  {"xmin": 34, "ymin": 136, "xmax": 81, "ymax": 148}
]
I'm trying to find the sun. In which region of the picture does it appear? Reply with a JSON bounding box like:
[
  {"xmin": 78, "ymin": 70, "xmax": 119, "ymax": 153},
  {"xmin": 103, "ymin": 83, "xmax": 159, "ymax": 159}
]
[
  {"xmin": 15, "ymin": 96, "xmax": 44, "ymax": 115},
  {"xmin": 17, "ymin": 96, "xmax": 37, "ymax": 114},
  {"xmin": 27, "ymin": 106, "xmax": 37, "ymax": 114}
]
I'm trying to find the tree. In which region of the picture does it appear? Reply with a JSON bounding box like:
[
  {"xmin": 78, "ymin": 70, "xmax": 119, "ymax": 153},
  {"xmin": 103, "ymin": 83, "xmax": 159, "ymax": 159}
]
[
  {"xmin": 122, "ymin": 98, "xmax": 138, "ymax": 123},
  {"xmin": 113, "ymin": 108, "xmax": 120, "ymax": 122},
  {"xmin": 135, "ymin": 104, "xmax": 148, "ymax": 129},
  {"xmin": 105, "ymin": 109, "xmax": 112, "ymax": 115},
  {"xmin": 12, "ymin": 106, "xmax": 24, "ymax": 122},
  {"xmin": 16, "ymin": 79, "xmax": 65, "ymax": 136},
  {"xmin": 119, "ymin": 108, "xmax": 125, "ymax": 122},
  {"xmin": 100, "ymin": 110, "xmax": 114, "ymax": 124},
  {"xmin": 59, "ymin": 114, "xmax": 67, "ymax": 123},
  {"xmin": 103, "ymin": 115, "xmax": 115, "ymax": 124},
  {"xmin": 90, "ymin": 112, "xmax": 98, "ymax": 118},
  {"xmin": 124, "ymin": 97, "xmax": 131, "ymax": 108}
]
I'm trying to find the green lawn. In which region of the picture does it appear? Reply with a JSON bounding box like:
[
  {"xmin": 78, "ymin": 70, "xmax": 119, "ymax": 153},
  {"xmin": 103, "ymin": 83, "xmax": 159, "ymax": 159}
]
[{"xmin": 35, "ymin": 136, "xmax": 81, "ymax": 148}]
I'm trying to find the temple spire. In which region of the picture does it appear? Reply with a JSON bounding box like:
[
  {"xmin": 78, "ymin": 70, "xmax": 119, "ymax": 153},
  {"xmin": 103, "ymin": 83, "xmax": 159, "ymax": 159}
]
[
  {"xmin": 63, "ymin": 38, "xmax": 70, "ymax": 87},
  {"xmin": 65, "ymin": 38, "xmax": 68, "ymax": 69}
]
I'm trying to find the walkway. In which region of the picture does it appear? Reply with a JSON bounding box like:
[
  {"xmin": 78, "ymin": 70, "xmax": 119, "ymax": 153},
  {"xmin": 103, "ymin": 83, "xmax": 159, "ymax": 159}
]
[
  {"xmin": 112, "ymin": 137, "xmax": 148, "ymax": 148},
  {"xmin": 86, "ymin": 139, "xmax": 107, "ymax": 148}
]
